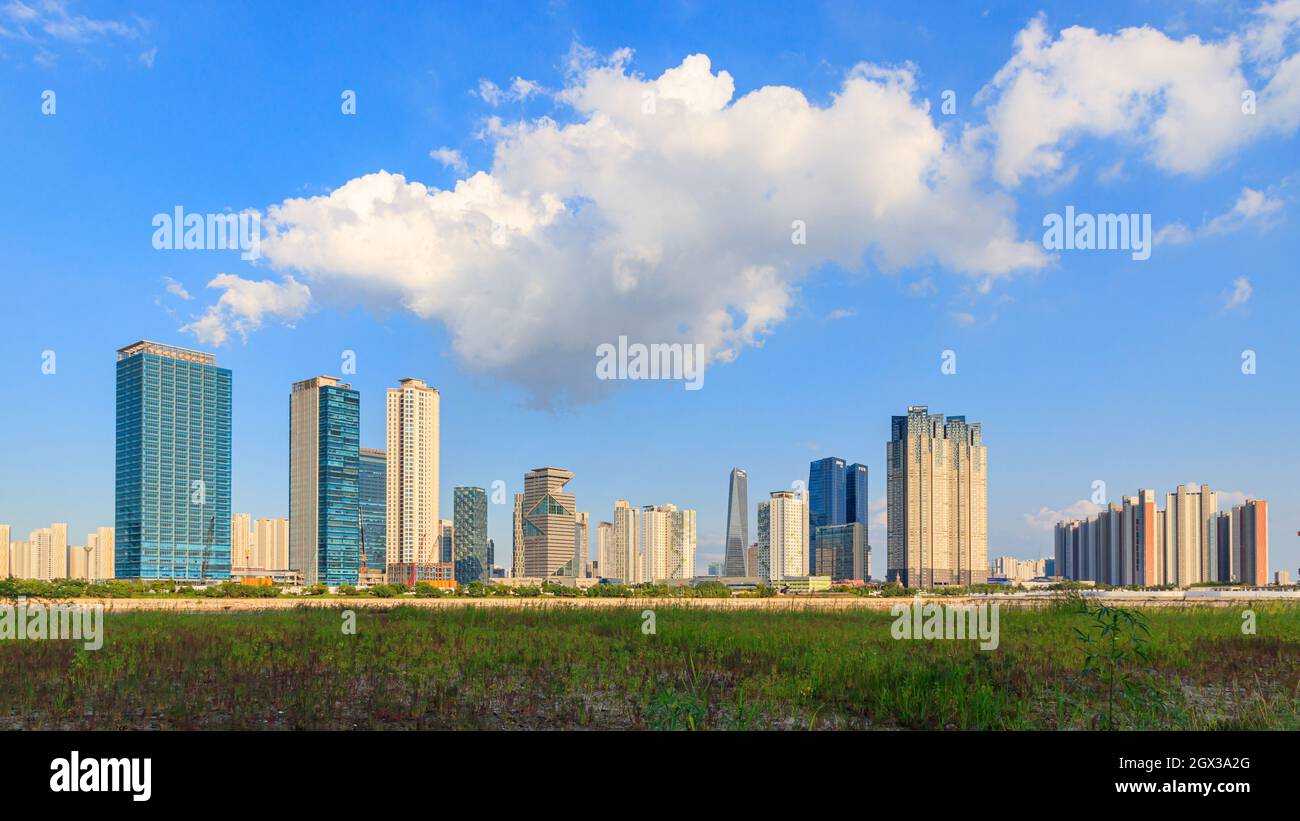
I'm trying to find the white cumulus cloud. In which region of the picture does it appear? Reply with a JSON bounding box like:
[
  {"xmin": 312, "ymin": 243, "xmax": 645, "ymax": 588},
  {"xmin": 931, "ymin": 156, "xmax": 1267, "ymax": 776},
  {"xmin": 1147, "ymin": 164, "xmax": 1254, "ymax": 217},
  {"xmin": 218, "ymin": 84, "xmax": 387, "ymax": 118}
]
[{"xmin": 182, "ymin": 274, "xmax": 311, "ymax": 346}]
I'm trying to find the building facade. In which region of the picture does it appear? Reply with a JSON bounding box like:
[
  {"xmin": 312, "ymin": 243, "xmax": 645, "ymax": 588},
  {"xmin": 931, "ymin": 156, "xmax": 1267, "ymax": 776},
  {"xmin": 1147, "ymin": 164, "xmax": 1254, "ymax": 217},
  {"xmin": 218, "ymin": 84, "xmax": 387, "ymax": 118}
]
[
  {"xmin": 516, "ymin": 467, "xmax": 578, "ymax": 577},
  {"xmin": 813, "ymin": 522, "xmax": 868, "ymax": 581},
  {"xmin": 757, "ymin": 490, "xmax": 808, "ymax": 583},
  {"xmin": 386, "ymin": 378, "xmax": 440, "ymax": 572},
  {"xmin": 115, "ymin": 341, "xmax": 231, "ymax": 582},
  {"xmin": 289, "ymin": 375, "xmax": 361, "ymax": 587},
  {"xmin": 453, "ymin": 486, "xmax": 489, "ymax": 583},
  {"xmin": 886, "ymin": 406, "xmax": 987, "ymax": 587},
  {"xmin": 358, "ymin": 448, "xmax": 387, "ymax": 575},
  {"xmin": 724, "ymin": 467, "xmax": 748, "ymax": 576}
]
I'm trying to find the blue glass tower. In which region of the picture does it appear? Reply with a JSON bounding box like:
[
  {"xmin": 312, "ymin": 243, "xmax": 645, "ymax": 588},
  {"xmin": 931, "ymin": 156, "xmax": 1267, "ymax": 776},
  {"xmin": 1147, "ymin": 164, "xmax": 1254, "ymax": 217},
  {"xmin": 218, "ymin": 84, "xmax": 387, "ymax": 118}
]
[
  {"xmin": 358, "ymin": 448, "xmax": 387, "ymax": 574},
  {"xmin": 115, "ymin": 341, "xmax": 232, "ymax": 582},
  {"xmin": 453, "ymin": 486, "xmax": 489, "ymax": 583},
  {"xmin": 808, "ymin": 457, "xmax": 847, "ymax": 568},
  {"xmin": 289, "ymin": 376, "xmax": 360, "ymax": 587},
  {"xmin": 846, "ymin": 463, "xmax": 869, "ymax": 527}
]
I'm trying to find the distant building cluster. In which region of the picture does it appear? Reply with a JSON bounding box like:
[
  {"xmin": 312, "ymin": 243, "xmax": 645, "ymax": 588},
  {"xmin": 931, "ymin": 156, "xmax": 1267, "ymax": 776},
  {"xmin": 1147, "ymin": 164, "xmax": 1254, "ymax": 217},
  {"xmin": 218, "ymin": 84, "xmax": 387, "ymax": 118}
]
[
  {"xmin": 0, "ymin": 523, "xmax": 114, "ymax": 582},
  {"xmin": 989, "ymin": 556, "xmax": 1049, "ymax": 582},
  {"xmin": 1053, "ymin": 484, "xmax": 1269, "ymax": 588}
]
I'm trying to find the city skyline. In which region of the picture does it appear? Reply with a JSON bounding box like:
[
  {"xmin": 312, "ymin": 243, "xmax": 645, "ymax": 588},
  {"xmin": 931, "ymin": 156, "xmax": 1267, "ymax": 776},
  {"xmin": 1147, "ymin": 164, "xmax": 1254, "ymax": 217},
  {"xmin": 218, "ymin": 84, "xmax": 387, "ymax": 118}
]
[{"xmin": 1, "ymin": 2, "xmax": 1297, "ymax": 579}]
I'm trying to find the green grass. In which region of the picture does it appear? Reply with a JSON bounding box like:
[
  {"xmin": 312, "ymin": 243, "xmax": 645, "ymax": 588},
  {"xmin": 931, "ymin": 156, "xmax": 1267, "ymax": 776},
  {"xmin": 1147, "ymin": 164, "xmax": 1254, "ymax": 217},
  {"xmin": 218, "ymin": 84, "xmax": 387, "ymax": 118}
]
[{"xmin": 1, "ymin": 603, "xmax": 1297, "ymax": 730}]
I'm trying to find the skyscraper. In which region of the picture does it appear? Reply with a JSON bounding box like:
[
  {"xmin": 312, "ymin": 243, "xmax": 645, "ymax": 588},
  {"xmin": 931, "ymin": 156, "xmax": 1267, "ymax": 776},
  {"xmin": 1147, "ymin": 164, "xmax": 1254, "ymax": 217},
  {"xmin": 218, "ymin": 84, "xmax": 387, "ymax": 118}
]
[
  {"xmin": 453, "ymin": 486, "xmax": 489, "ymax": 583},
  {"xmin": 231, "ymin": 513, "xmax": 253, "ymax": 568},
  {"xmin": 115, "ymin": 340, "xmax": 231, "ymax": 582},
  {"xmin": 386, "ymin": 377, "xmax": 440, "ymax": 571},
  {"xmin": 85, "ymin": 526, "xmax": 115, "ymax": 581},
  {"xmin": 290, "ymin": 375, "xmax": 361, "ymax": 587},
  {"xmin": 846, "ymin": 463, "xmax": 869, "ymax": 529},
  {"xmin": 610, "ymin": 499, "xmax": 640, "ymax": 583},
  {"xmin": 517, "ymin": 467, "xmax": 577, "ymax": 577},
  {"xmin": 814, "ymin": 522, "xmax": 868, "ymax": 581},
  {"xmin": 757, "ymin": 490, "xmax": 808, "ymax": 583},
  {"xmin": 253, "ymin": 517, "xmax": 289, "ymax": 571},
  {"xmin": 808, "ymin": 457, "xmax": 870, "ymax": 571},
  {"xmin": 724, "ymin": 468, "xmax": 748, "ymax": 576},
  {"xmin": 358, "ymin": 448, "xmax": 387, "ymax": 575},
  {"xmin": 564, "ymin": 510, "xmax": 589, "ymax": 578},
  {"xmin": 440, "ymin": 519, "xmax": 454, "ymax": 564},
  {"xmin": 597, "ymin": 520, "xmax": 613, "ymax": 578},
  {"xmin": 640, "ymin": 504, "xmax": 697, "ymax": 581},
  {"xmin": 0, "ymin": 525, "xmax": 8, "ymax": 579},
  {"xmin": 886, "ymin": 406, "xmax": 987, "ymax": 587}
]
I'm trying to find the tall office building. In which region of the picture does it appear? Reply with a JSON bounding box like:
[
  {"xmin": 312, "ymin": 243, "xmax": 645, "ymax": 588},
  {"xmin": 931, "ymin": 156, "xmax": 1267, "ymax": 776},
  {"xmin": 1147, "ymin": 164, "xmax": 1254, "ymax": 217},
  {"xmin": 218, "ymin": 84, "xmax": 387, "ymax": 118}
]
[
  {"xmin": 808, "ymin": 457, "xmax": 870, "ymax": 572},
  {"xmin": 610, "ymin": 499, "xmax": 640, "ymax": 583},
  {"xmin": 358, "ymin": 448, "xmax": 387, "ymax": 575},
  {"xmin": 289, "ymin": 375, "xmax": 361, "ymax": 587},
  {"xmin": 516, "ymin": 467, "xmax": 577, "ymax": 577},
  {"xmin": 565, "ymin": 511, "xmax": 589, "ymax": 578},
  {"xmin": 808, "ymin": 457, "xmax": 846, "ymax": 568},
  {"xmin": 439, "ymin": 519, "xmax": 454, "ymax": 564},
  {"xmin": 453, "ymin": 486, "xmax": 489, "ymax": 583},
  {"xmin": 231, "ymin": 513, "xmax": 253, "ymax": 568},
  {"xmin": 254, "ymin": 517, "xmax": 289, "ymax": 571},
  {"xmin": 512, "ymin": 493, "xmax": 525, "ymax": 576},
  {"xmin": 115, "ymin": 341, "xmax": 231, "ymax": 581},
  {"xmin": 814, "ymin": 522, "xmax": 868, "ymax": 581},
  {"xmin": 597, "ymin": 521, "xmax": 613, "ymax": 579},
  {"xmin": 886, "ymin": 406, "xmax": 987, "ymax": 587},
  {"xmin": 386, "ymin": 378, "xmax": 440, "ymax": 571},
  {"xmin": 846, "ymin": 463, "xmax": 869, "ymax": 529},
  {"xmin": 640, "ymin": 504, "xmax": 697, "ymax": 581},
  {"xmin": 757, "ymin": 490, "xmax": 808, "ymax": 583},
  {"xmin": 724, "ymin": 468, "xmax": 748, "ymax": 576}
]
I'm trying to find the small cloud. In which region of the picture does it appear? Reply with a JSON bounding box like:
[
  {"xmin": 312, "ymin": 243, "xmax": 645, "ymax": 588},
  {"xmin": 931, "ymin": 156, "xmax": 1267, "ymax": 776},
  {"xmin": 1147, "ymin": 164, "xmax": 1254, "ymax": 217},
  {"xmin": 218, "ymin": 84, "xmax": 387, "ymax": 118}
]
[
  {"xmin": 1096, "ymin": 159, "xmax": 1125, "ymax": 184},
  {"xmin": 825, "ymin": 308, "xmax": 855, "ymax": 321},
  {"xmin": 181, "ymin": 274, "xmax": 311, "ymax": 346},
  {"xmin": 474, "ymin": 76, "xmax": 545, "ymax": 106},
  {"xmin": 138, "ymin": 47, "xmax": 156, "ymax": 68},
  {"xmin": 951, "ymin": 311, "xmax": 977, "ymax": 328},
  {"xmin": 908, "ymin": 276, "xmax": 936, "ymax": 297},
  {"xmin": 1023, "ymin": 499, "xmax": 1101, "ymax": 530},
  {"xmin": 429, "ymin": 147, "xmax": 467, "ymax": 172},
  {"xmin": 1158, "ymin": 186, "xmax": 1286, "ymax": 246},
  {"xmin": 162, "ymin": 276, "xmax": 191, "ymax": 300},
  {"xmin": 1221, "ymin": 276, "xmax": 1252, "ymax": 311}
]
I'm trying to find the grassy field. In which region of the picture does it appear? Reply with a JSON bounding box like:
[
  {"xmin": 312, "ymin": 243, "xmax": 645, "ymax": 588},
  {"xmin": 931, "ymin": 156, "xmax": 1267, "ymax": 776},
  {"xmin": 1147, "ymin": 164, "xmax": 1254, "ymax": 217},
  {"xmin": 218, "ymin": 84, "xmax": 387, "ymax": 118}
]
[{"xmin": 2, "ymin": 602, "xmax": 1297, "ymax": 730}]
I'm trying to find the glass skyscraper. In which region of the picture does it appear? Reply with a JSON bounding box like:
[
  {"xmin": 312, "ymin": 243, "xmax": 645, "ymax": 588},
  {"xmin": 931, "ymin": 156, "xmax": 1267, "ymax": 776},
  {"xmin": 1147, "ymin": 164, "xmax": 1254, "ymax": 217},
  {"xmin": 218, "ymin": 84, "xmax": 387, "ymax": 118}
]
[
  {"xmin": 724, "ymin": 468, "xmax": 748, "ymax": 576},
  {"xmin": 115, "ymin": 340, "xmax": 232, "ymax": 582},
  {"xmin": 453, "ymin": 486, "xmax": 489, "ymax": 583},
  {"xmin": 358, "ymin": 448, "xmax": 387, "ymax": 574},
  {"xmin": 289, "ymin": 376, "xmax": 360, "ymax": 587},
  {"xmin": 846, "ymin": 463, "xmax": 869, "ymax": 528},
  {"xmin": 808, "ymin": 457, "xmax": 846, "ymax": 568}
]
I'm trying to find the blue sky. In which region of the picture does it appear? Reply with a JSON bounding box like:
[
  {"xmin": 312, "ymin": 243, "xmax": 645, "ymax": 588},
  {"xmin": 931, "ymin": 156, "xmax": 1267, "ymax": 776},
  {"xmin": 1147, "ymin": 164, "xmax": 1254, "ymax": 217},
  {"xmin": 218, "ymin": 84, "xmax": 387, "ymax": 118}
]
[{"xmin": 1, "ymin": 0, "xmax": 1297, "ymax": 577}]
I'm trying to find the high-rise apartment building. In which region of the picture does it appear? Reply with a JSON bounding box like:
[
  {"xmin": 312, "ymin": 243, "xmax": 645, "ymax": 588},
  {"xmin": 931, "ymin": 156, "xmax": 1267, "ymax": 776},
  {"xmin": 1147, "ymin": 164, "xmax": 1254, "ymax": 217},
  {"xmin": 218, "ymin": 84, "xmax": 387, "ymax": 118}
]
[
  {"xmin": 1055, "ymin": 485, "xmax": 1266, "ymax": 589},
  {"xmin": 289, "ymin": 375, "xmax": 361, "ymax": 587},
  {"xmin": 724, "ymin": 468, "xmax": 748, "ymax": 576},
  {"xmin": 115, "ymin": 340, "xmax": 232, "ymax": 581},
  {"xmin": 757, "ymin": 490, "xmax": 808, "ymax": 583},
  {"xmin": 81, "ymin": 526, "xmax": 115, "ymax": 581},
  {"xmin": 640, "ymin": 504, "xmax": 696, "ymax": 581},
  {"xmin": 231, "ymin": 513, "xmax": 253, "ymax": 568},
  {"xmin": 597, "ymin": 521, "xmax": 613, "ymax": 579},
  {"xmin": 358, "ymin": 448, "xmax": 387, "ymax": 575},
  {"xmin": 253, "ymin": 517, "xmax": 289, "ymax": 571},
  {"xmin": 25, "ymin": 523, "xmax": 68, "ymax": 581},
  {"xmin": 610, "ymin": 499, "xmax": 640, "ymax": 583},
  {"xmin": 0, "ymin": 524, "xmax": 8, "ymax": 579},
  {"xmin": 516, "ymin": 467, "xmax": 577, "ymax": 577},
  {"xmin": 453, "ymin": 486, "xmax": 489, "ymax": 583},
  {"xmin": 386, "ymin": 378, "xmax": 440, "ymax": 571},
  {"xmin": 886, "ymin": 406, "xmax": 987, "ymax": 586}
]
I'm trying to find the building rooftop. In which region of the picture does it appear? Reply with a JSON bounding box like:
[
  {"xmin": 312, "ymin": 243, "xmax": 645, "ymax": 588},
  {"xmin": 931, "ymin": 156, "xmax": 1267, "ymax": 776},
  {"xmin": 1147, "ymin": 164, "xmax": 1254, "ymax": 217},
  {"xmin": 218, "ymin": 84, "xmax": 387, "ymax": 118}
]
[{"xmin": 116, "ymin": 340, "xmax": 216, "ymax": 365}]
